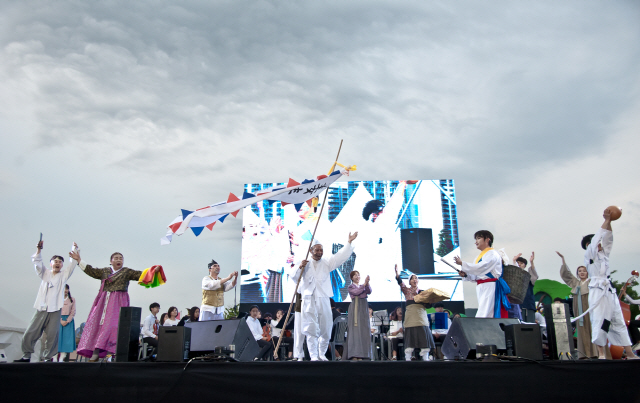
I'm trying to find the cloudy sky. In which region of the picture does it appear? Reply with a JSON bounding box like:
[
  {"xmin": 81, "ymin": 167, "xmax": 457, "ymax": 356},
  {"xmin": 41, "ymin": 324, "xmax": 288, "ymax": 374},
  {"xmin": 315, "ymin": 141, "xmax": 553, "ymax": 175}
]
[{"xmin": 1, "ymin": 1, "xmax": 639, "ymax": 324}]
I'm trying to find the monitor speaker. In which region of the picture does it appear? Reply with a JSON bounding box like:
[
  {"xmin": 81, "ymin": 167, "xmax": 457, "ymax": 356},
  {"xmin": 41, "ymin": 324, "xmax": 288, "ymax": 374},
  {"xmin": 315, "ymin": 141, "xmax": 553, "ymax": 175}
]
[
  {"xmin": 442, "ymin": 317, "xmax": 520, "ymax": 359},
  {"xmin": 400, "ymin": 228, "xmax": 435, "ymax": 275},
  {"xmin": 186, "ymin": 318, "xmax": 260, "ymax": 362},
  {"xmin": 157, "ymin": 327, "xmax": 191, "ymax": 362},
  {"xmin": 115, "ymin": 306, "xmax": 141, "ymax": 362},
  {"xmin": 503, "ymin": 324, "xmax": 543, "ymax": 360},
  {"xmin": 544, "ymin": 303, "xmax": 575, "ymax": 360}
]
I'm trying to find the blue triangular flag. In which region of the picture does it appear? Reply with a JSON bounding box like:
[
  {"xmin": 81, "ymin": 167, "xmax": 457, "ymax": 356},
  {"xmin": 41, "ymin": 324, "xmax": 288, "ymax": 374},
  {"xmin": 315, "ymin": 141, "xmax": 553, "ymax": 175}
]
[
  {"xmin": 181, "ymin": 209, "xmax": 193, "ymax": 220},
  {"xmin": 191, "ymin": 227, "xmax": 204, "ymax": 236},
  {"xmin": 242, "ymin": 191, "xmax": 255, "ymax": 199},
  {"xmin": 301, "ymin": 179, "xmax": 314, "ymax": 184},
  {"xmin": 294, "ymin": 203, "xmax": 303, "ymax": 211},
  {"xmin": 218, "ymin": 214, "xmax": 230, "ymax": 223}
]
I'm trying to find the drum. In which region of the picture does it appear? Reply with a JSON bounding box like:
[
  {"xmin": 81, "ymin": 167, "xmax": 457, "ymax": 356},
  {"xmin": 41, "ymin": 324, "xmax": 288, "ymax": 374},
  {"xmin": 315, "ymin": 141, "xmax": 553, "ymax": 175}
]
[{"xmin": 502, "ymin": 265, "xmax": 531, "ymax": 305}]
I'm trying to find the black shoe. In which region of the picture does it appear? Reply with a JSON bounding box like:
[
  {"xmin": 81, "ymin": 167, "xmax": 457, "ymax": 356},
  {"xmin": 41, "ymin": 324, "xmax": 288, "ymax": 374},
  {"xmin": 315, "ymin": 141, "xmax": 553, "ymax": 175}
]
[{"xmin": 13, "ymin": 358, "xmax": 30, "ymax": 363}]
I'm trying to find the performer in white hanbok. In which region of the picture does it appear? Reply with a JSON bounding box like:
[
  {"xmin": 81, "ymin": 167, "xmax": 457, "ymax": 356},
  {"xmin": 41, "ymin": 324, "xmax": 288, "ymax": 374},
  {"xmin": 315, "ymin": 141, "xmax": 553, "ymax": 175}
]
[
  {"xmin": 454, "ymin": 230, "xmax": 509, "ymax": 318},
  {"xmin": 201, "ymin": 260, "xmax": 238, "ymax": 321},
  {"xmin": 292, "ymin": 232, "xmax": 358, "ymax": 361},
  {"xmin": 581, "ymin": 210, "xmax": 637, "ymax": 359}
]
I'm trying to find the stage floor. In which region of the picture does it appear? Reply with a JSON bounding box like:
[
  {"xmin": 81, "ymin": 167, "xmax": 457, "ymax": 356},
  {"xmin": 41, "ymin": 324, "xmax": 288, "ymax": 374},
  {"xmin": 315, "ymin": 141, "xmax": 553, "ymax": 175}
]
[{"xmin": 1, "ymin": 360, "xmax": 639, "ymax": 402}]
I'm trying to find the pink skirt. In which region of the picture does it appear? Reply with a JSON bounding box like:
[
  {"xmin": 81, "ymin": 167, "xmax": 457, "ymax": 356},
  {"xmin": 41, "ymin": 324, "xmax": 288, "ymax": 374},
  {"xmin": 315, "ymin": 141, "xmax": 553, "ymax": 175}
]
[{"xmin": 77, "ymin": 286, "xmax": 130, "ymax": 358}]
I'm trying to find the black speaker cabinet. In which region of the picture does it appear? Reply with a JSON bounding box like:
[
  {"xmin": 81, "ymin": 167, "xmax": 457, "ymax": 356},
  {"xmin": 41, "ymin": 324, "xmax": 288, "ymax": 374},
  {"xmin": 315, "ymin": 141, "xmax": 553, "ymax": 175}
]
[
  {"xmin": 157, "ymin": 326, "xmax": 191, "ymax": 362},
  {"xmin": 442, "ymin": 317, "xmax": 520, "ymax": 359},
  {"xmin": 401, "ymin": 228, "xmax": 435, "ymax": 275},
  {"xmin": 115, "ymin": 306, "xmax": 141, "ymax": 362},
  {"xmin": 503, "ymin": 324, "xmax": 543, "ymax": 360},
  {"xmin": 185, "ymin": 318, "xmax": 260, "ymax": 362}
]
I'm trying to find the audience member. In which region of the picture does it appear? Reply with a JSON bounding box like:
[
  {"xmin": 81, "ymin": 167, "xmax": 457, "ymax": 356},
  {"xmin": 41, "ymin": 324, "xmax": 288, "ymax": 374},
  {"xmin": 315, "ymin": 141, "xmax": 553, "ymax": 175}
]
[{"xmin": 160, "ymin": 313, "xmax": 167, "ymax": 326}]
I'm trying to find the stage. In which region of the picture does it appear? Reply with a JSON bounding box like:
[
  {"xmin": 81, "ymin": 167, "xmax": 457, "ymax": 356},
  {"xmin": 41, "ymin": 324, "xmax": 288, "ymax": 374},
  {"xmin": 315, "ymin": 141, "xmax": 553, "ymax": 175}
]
[{"xmin": 2, "ymin": 360, "xmax": 638, "ymax": 402}]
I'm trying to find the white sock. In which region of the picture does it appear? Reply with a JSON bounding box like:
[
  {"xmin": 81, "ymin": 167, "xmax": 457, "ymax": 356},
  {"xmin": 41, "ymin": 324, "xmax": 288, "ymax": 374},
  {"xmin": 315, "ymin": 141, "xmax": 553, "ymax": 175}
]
[
  {"xmin": 91, "ymin": 350, "xmax": 99, "ymax": 360},
  {"xmin": 420, "ymin": 348, "xmax": 431, "ymax": 361},
  {"xmin": 405, "ymin": 348, "xmax": 413, "ymax": 361},
  {"xmin": 59, "ymin": 353, "xmax": 67, "ymax": 361}
]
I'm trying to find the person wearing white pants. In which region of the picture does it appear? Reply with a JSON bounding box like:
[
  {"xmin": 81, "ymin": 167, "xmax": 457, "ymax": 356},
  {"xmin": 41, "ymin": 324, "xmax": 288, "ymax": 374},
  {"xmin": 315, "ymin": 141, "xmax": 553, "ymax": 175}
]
[
  {"xmin": 582, "ymin": 210, "xmax": 638, "ymax": 360},
  {"xmin": 292, "ymin": 232, "xmax": 357, "ymax": 361},
  {"xmin": 293, "ymin": 295, "xmax": 305, "ymax": 360}
]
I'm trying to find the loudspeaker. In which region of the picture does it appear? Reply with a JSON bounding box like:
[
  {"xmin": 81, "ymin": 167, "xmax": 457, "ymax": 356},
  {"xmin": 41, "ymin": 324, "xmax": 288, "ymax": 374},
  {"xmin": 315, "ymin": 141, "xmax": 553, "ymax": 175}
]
[
  {"xmin": 185, "ymin": 318, "xmax": 260, "ymax": 362},
  {"xmin": 400, "ymin": 228, "xmax": 435, "ymax": 275},
  {"xmin": 115, "ymin": 306, "xmax": 142, "ymax": 362},
  {"xmin": 544, "ymin": 303, "xmax": 575, "ymax": 360},
  {"xmin": 157, "ymin": 326, "xmax": 191, "ymax": 362},
  {"xmin": 503, "ymin": 324, "xmax": 543, "ymax": 360},
  {"xmin": 442, "ymin": 317, "xmax": 520, "ymax": 359}
]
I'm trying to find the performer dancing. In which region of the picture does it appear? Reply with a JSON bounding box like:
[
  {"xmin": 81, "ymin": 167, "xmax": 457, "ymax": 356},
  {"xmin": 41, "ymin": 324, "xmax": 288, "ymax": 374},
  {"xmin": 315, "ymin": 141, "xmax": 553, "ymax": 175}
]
[
  {"xmin": 581, "ymin": 210, "xmax": 637, "ymax": 359},
  {"xmin": 70, "ymin": 249, "xmax": 162, "ymax": 361},
  {"xmin": 557, "ymin": 251, "xmax": 609, "ymax": 358},
  {"xmin": 344, "ymin": 271, "xmax": 372, "ymax": 360},
  {"xmin": 292, "ymin": 232, "xmax": 358, "ymax": 361},
  {"xmin": 201, "ymin": 259, "xmax": 238, "ymax": 321},
  {"xmin": 453, "ymin": 230, "xmax": 510, "ymax": 318},
  {"xmin": 394, "ymin": 265, "xmax": 435, "ymax": 361},
  {"xmin": 15, "ymin": 241, "xmax": 78, "ymax": 362}
]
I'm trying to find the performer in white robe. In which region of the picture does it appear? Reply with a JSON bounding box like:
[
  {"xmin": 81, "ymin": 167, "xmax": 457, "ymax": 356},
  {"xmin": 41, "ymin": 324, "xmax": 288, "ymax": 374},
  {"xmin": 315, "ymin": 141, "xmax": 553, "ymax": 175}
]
[
  {"xmin": 582, "ymin": 211, "xmax": 637, "ymax": 359},
  {"xmin": 292, "ymin": 232, "xmax": 358, "ymax": 361},
  {"xmin": 201, "ymin": 260, "xmax": 238, "ymax": 321},
  {"xmin": 454, "ymin": 230, "xmax": 504, "ymax": 318}
]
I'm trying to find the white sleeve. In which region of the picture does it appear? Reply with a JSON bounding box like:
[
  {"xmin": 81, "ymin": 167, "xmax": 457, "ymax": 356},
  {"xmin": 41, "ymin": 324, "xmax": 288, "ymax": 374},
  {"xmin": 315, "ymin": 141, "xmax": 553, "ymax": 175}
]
[
  {"xmin": 461, "ymin": 252, "xmax": 501, "ymax": 277},
  {"xmin": 202, "ymin": 276, "xmax": 222, "ymax": 290},
  {"xmin": 224, "ymin": 280, "xmax": 235, "ymax": 291},
  {"xmin": 601, "ymin": 229, "xmax": 613, "ymax": 256},
  {"xmin": 32, "ymin": 253, "xmax": 46, "ymax": 279},
  {"xmin": 625, "ymin": 294, "xmax": 640, "ymax": 305},
  {"xmin": 327, "ymin": 242, "xmax": 354, "ymax": 271}
]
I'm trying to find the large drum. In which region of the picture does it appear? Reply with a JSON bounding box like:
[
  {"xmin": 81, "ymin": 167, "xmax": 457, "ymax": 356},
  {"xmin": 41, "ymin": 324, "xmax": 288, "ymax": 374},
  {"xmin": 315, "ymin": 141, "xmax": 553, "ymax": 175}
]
[{"xmin": 502, "ymin": 265, "xmax": 531, "ymax": 305}]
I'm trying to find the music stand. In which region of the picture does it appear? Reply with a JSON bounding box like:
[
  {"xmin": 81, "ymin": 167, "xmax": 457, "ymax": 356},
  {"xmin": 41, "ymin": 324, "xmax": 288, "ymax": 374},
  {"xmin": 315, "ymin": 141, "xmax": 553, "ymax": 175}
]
[{"xmin": 373, "ymin": 310, "xmax": 389, "ymax": 360}]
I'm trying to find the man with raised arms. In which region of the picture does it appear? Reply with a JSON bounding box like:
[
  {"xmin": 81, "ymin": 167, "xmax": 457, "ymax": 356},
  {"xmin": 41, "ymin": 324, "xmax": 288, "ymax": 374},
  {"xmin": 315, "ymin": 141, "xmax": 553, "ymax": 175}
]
[
  {"xmin": 582, "ymin": 210, "xmax": 637, "ymax": 359},
  {"xmin": 15, "ymin": 240, "xmax": 78, "ymax": 362},
  {"xmin": 292, "ymin": 232, "xmax": 358, "ymax": 361},
  {"xmin": 201, "ymin": 259, "xmax": 238, "ymax": 321},
  {"xmin": 454, "ymin": 230, "xmax": 508, "ymax": 318}
]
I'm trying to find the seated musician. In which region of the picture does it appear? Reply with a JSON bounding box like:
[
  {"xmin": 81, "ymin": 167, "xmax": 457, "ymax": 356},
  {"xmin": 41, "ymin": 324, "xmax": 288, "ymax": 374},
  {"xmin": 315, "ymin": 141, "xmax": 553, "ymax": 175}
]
[
  {"xmin": 271, "ymin": 309, "xmax": 294, "ymax": 360},
  {"xmin": 388, "ymin": 307, "xmax": 404, "ymax": 360},
  {"xmin": 246, "ymin": 305, "xmax": 274, "ymax": 361},
  {"xmin": 430, "ymin": 303, "xmax": 452, "ymax": 343}
]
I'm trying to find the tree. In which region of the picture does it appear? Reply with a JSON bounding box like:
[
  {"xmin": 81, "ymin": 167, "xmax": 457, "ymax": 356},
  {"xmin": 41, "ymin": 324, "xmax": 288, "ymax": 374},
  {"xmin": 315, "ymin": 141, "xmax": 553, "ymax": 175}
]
[{"xmin": 436, "ymin": 229, "xmax": 454, "ymax": 257}]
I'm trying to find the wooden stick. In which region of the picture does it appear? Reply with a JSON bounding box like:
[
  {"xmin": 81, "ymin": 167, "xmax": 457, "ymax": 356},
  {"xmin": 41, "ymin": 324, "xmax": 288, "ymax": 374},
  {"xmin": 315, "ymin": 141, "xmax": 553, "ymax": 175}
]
[{"xmin": 273, "ymin": 140, "xmax": 343, "ymax": 359}]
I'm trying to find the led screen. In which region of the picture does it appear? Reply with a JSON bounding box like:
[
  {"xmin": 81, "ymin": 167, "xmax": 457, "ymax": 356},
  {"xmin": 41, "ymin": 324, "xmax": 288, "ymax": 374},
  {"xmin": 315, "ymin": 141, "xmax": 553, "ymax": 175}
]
[{"xmin": 240, "ymin": 180, "xmax": 462, "ymax": 303}]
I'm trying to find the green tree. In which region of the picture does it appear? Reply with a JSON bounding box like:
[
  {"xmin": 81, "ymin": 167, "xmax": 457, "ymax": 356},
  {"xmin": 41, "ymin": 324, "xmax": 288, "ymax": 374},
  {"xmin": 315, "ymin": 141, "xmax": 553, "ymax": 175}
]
[
  {"xmin": 611, "ymin": 270, "xmax": 640, "ymax": 320},
  {"xmin": 436, "ymin": 229, "xmax": 454, "ymax": 257},
  {"xmin": 224, "ymin": 304, "xmax": 240, "ymax": 320}
]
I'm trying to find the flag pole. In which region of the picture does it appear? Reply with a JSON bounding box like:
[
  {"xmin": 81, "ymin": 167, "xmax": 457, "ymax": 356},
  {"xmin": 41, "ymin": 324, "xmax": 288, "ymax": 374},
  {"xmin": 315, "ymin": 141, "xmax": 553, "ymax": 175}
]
[{"xmin": 273, "ymin": 140, "xmax": 343, "ymax": 359}]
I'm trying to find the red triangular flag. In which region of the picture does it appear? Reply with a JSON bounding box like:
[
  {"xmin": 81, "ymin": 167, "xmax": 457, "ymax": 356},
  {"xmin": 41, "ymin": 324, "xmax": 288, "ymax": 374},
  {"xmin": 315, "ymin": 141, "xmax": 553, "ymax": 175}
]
[
  {"xmin": 169, "ymin": 222, "xmax": 182, "ymax": 233},
  {"xmin": 287, "ymin": 178, "xmax": 301, "ymax": 187},
  {"xmin": 206, "ymin": 222, "xmax": 216, "ymax": 230}
]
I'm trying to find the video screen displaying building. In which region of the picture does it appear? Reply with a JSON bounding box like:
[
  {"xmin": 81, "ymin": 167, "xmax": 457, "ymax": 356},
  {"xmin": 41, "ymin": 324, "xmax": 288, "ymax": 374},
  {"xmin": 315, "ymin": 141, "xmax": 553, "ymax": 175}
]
[{"xmin": 240, "ymin": 180, "xmax": 462, "ymax": 303}]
